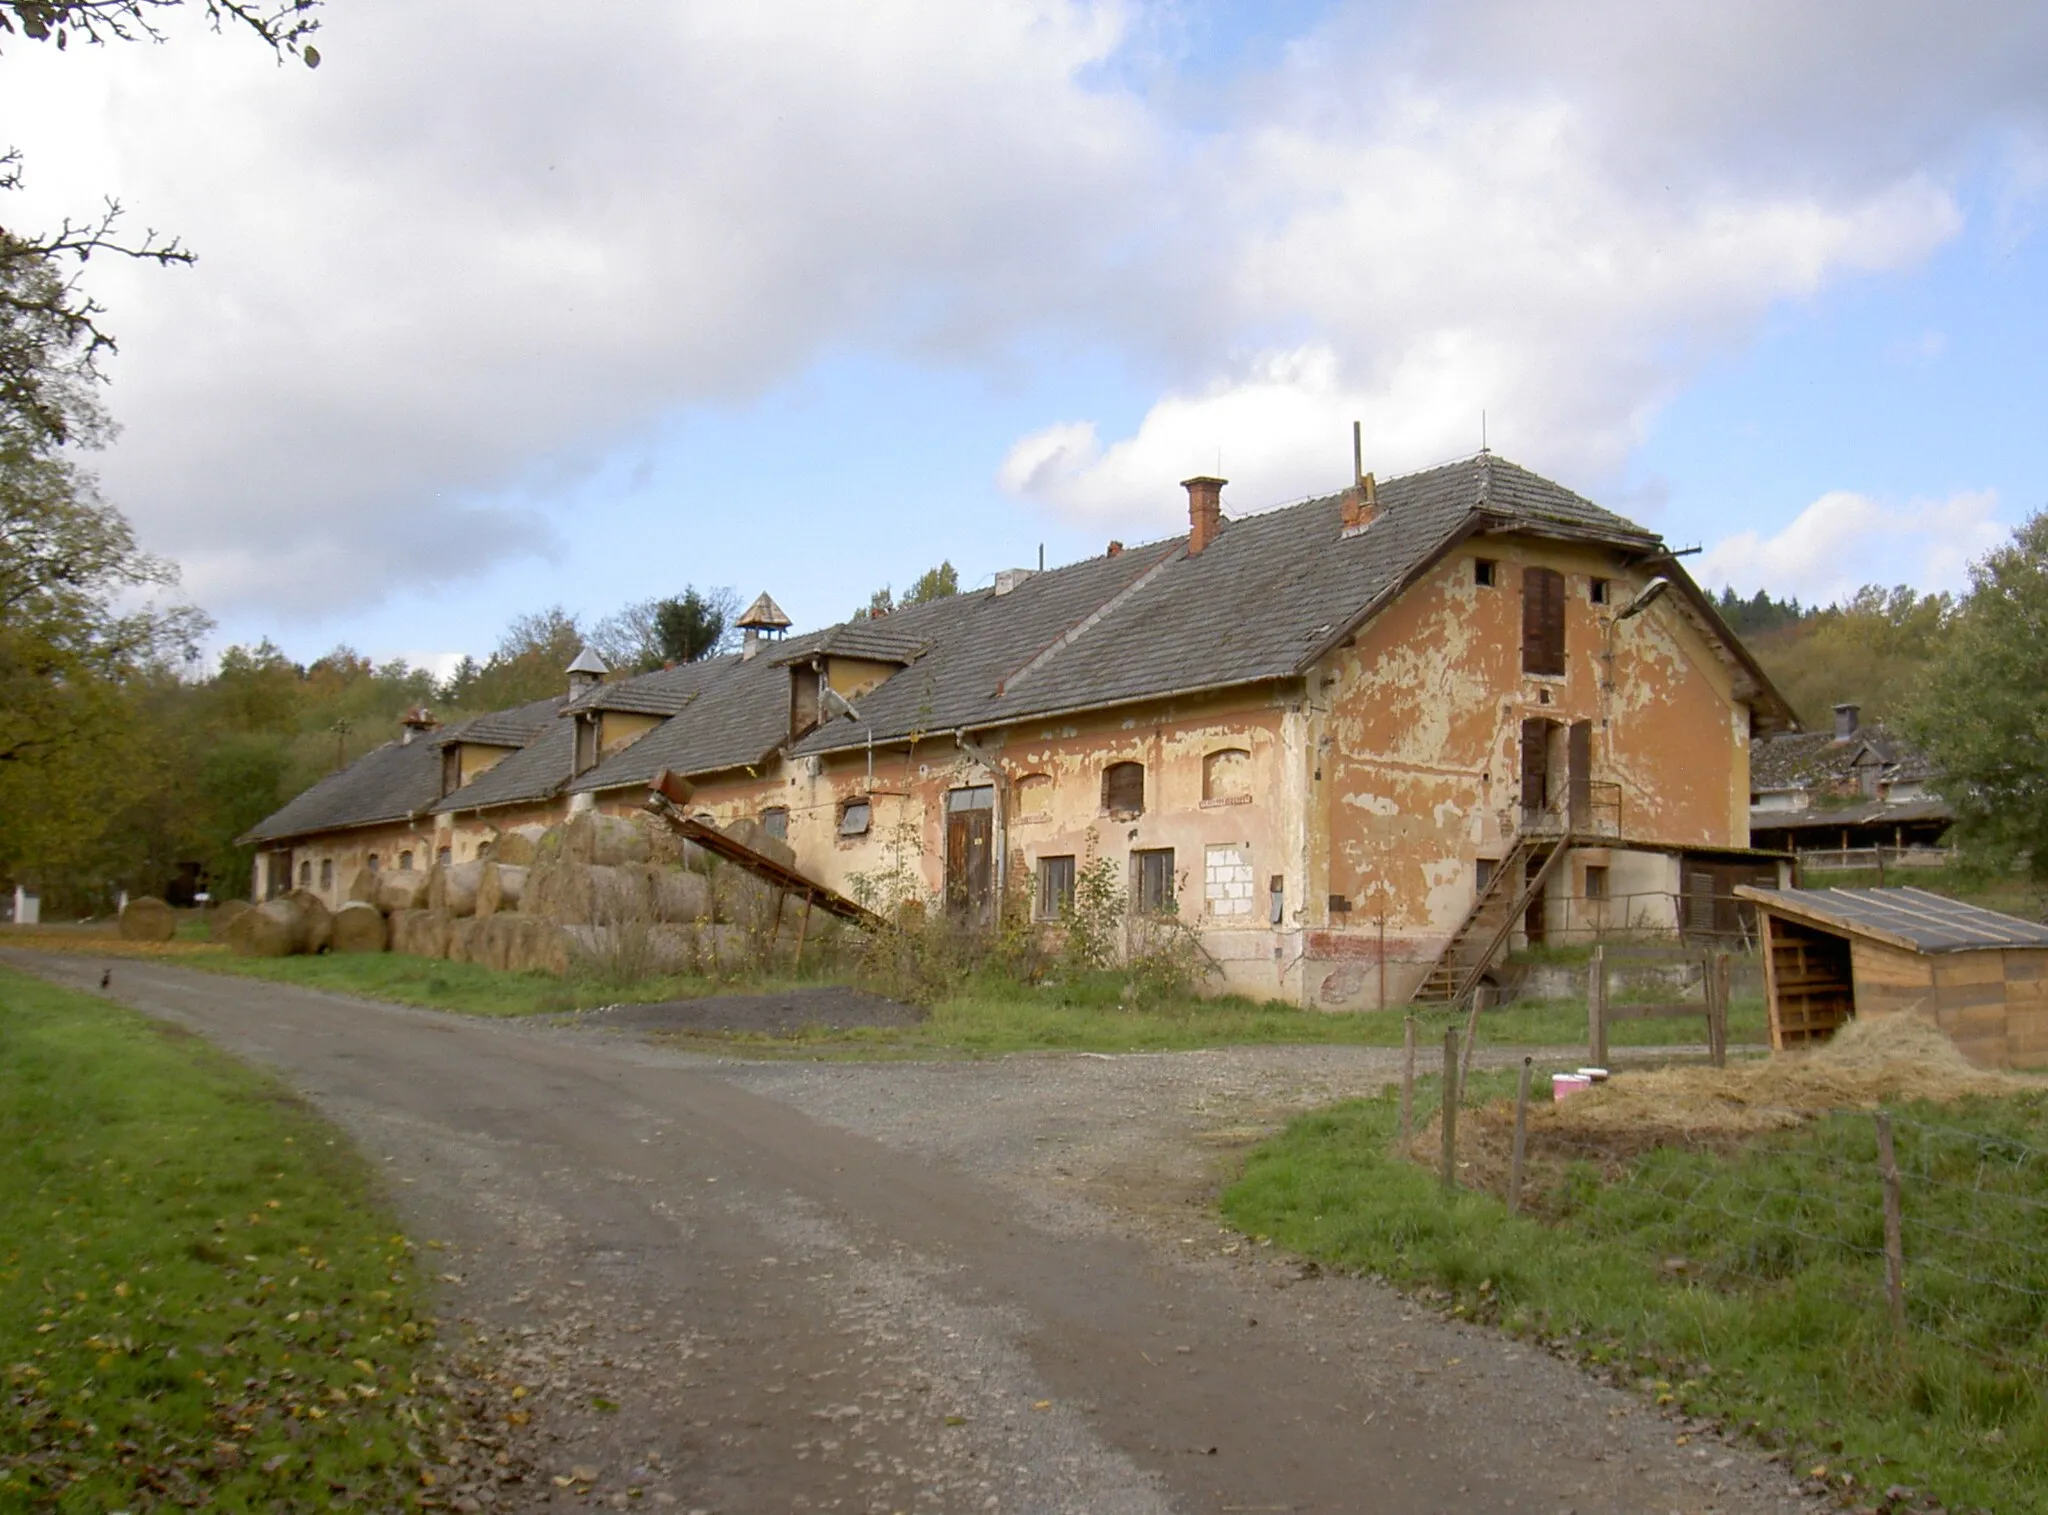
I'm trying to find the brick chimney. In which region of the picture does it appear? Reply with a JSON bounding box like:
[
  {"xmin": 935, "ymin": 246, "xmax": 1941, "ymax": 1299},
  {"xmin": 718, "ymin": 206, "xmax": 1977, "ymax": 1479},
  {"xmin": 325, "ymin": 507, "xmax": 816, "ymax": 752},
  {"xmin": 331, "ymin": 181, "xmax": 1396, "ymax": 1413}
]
[
  {"xmin": 1106, "ymin": 540, "xmax": 1123, "ymax": 558},
  {"xmin": 1182, "ymin": 476, "xmax": 1226, "ymax": 555},
  {"xmin": 1341, "ymin": 472, "xmax": 1379, "ymax": 533}
]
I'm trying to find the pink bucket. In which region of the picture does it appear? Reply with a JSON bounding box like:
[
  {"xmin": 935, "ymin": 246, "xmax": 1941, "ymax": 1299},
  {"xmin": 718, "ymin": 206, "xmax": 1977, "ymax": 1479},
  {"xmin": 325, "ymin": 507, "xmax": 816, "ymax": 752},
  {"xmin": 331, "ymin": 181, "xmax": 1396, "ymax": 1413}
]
[{"xmin": 1552, "ymin": 1073, "xmax": 1593, "ymax": 1102}]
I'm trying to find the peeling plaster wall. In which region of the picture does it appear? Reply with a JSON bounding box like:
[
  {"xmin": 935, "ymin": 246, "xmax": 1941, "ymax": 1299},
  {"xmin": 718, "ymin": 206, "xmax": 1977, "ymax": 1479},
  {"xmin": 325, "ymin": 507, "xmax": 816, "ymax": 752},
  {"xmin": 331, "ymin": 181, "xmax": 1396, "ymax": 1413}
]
[
  {"xmin": 607, "ymin": 686, "xmax": 1314, "ymax": 1001},
  {"xmin": 259, "ymin": 819, "xmax": 440, "ymax": 909},
  {"xmin": 1306, "ymin": 537, "xmax": 1752, "ymax": 1007}
]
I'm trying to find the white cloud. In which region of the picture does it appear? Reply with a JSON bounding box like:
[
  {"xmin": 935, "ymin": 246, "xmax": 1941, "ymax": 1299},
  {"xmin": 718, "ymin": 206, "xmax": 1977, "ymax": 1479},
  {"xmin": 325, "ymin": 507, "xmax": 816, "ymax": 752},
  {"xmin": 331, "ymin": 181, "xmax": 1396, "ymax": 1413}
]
[
  {"xmin": 10, "ymin": 1, "xmax": 2048, "ymax": 614},
  {"xmin": 1698, "ymin": 488, "xmax": 2008, "ymax": 606},
  {"xmin": 7, "ymin": 2, "xmax": 1155, "ymax": 613}
]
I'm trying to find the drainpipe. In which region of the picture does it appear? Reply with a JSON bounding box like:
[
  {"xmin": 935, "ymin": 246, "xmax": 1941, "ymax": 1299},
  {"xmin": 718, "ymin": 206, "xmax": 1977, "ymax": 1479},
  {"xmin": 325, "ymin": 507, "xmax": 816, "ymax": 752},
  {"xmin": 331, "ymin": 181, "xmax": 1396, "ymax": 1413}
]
[{"xmin": 954, "ymin": 729, "xmax": 1010, "ymax": 905}]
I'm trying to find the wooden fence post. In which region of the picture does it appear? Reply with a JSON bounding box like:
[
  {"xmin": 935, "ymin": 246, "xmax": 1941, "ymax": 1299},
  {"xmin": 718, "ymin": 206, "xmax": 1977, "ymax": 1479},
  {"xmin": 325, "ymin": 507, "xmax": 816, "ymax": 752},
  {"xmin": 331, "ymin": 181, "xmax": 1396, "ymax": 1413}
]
[
  {"xmin": 1507, "ymin": 1056, "xmax": 1533, "ymax": 1214},
  {"xmin": 1708, "ymin": 950, "xmax": 1730, "ymax": 1068},
  {"xmin": 1460, "ymin": 985, "xmax": 1486, "ymax": 1087},
  {"xmin": 1588, "ymin": 945, "xmax": 1608, "ymax": 1066},
  {"xmin": 1398, "ymin": 1015, "xmax": 1416, "ymax": 1149},
  {"xmin": 1440, "ymin": 1028, "xmax": 1461, "ymax": 1191},
  {"xmin": 1875, "ymin": 1111, "xmax": 1907, "ymax": 1340}
]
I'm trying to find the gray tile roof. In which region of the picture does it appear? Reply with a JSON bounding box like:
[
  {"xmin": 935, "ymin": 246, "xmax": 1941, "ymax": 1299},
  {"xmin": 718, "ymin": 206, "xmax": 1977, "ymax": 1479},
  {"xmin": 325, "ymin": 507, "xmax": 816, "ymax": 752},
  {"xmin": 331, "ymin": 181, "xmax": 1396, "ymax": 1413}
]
[
  {"xmin": 431, "ymin": 718, "xmax": 576, "ymax": 814},
  {"xmin": 239, "ymin": 732, "xmax": 446, "ymax": 844},
  {"xmin": 569, "ymin": 637, "xmax": 827, "ymax": 793},
  {"xmin": 1738, "ymin": 886, "xmax": 2048, "ymax": 953},
  {"xmin": 564, "ymin": 681, "xmax": 701, "ymax": 718},
  {"xmin": 1750, "ymin": 724, "xmax": 1937, "ymax": 792},
  {"xmin": 788, "ymin": 453, "xmax": 1667, "ymax": 757},
  {"xmin": 433, "ymin": 695, "xmax": 563, "ymax": 750},
  {"xmin": 773, "ymin": 622, "xmax": 929, "ymax": 666},
  {"xmin": 240, "ymin": 695, "xmax": 566, "ymax": 843}
]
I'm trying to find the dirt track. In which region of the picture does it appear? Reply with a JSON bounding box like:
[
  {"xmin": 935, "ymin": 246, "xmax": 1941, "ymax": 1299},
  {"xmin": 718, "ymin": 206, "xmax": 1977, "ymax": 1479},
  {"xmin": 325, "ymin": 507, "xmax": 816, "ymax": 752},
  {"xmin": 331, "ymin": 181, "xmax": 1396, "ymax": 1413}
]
[{"xmin": 8, "ymin": 952, "xmax": 1822, "ymax": 1515}]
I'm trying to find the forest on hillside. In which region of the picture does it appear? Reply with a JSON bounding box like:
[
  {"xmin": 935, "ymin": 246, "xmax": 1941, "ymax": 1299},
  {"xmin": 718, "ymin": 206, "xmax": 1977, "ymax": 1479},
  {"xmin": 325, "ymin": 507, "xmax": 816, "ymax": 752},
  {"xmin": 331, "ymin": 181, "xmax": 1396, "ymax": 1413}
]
[{"xmin": 1712, "ymin": 584, "xmax": 1954, "ymax": 730}]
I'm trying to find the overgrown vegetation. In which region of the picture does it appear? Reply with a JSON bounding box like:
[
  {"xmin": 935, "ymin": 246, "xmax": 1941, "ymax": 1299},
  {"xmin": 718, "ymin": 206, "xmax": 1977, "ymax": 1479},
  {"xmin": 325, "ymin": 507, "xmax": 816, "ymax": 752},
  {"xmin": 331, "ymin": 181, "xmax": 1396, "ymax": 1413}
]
[
  {"xmin": 1223, "ymin": 1076, "xmax": 2048, "ymax": 1515},
  {"xmin": 0, "ymin": 964, "xmax": 450, "ymax": 1509}
]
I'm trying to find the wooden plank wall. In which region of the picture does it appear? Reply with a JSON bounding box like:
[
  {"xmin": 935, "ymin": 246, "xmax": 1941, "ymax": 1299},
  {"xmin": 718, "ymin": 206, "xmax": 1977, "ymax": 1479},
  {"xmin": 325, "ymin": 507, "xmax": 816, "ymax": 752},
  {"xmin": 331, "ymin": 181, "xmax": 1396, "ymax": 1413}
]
[
  {"xmin": 1765, "ymin": 914, "xmax": 1856, "ymax": 1050},
  {"xmin": 2004, "ymin": 951, "xmax": 2048, "ymax": 1069}
]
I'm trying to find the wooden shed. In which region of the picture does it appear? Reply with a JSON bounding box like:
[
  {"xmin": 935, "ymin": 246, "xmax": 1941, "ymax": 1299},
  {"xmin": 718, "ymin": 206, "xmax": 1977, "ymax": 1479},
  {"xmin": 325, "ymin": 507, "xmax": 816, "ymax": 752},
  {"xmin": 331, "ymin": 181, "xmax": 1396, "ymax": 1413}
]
[{"xmin": 1735, "ymin": 885, "xmax": 2048, "ymax": 1069}]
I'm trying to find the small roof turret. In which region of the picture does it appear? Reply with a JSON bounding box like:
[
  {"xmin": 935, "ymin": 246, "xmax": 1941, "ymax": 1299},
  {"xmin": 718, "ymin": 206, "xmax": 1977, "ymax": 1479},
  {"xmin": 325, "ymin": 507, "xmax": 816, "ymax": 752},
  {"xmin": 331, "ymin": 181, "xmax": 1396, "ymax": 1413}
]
[
  {"xmin": 566, "ymin": 646, "xmax": 609, "ymax": 697},
  {"xmin": 736, "ymin": 592, "xmax": 791, "ymax": 631},
  {"xmin": 737, "ymin": 592, "xmax": 791, "ymax": 661}
]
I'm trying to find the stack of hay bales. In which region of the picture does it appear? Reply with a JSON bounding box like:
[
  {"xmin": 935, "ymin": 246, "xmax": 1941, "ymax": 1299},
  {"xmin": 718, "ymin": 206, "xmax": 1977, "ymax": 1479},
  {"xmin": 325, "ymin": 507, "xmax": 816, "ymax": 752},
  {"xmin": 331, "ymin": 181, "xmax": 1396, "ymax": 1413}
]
[
  {"xmin": 262, "ymin": 809, "xmax": 819, "ymax": 980},
  {"xmin": 117, "ymin": 896, "xmax": 177, "ymax": 943}
]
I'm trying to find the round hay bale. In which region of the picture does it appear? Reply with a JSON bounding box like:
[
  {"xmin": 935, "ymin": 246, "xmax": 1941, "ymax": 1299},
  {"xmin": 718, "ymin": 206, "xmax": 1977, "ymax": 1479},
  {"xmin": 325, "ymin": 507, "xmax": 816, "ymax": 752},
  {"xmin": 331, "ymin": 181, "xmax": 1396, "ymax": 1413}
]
[
  {"xmin": 282, "ymin": 889, "xmax": 333, "ymax": 954},
  {"xmin": 376, "ymin": 870, "xmax": 431, "ymax": 912},
  {"xmin": 226, "ymin": 898, "xmax": 309, "ymax": 957},
  {"xmin": 475, "ymin": 863, "xmax": 528, "ymax": 919},
  {"xmin": 205, "ymin": 898, "xmax": 253, "ymax": 941},
  {"xmin": 560, "ymin": 811, "xmax": 653, "ymax": 867},
  {"xmin": 345, "ymin": 867, "xmax": 379, "ymax": 904},
  {"xmin": 646, "ymin": 866, "xmax": 711, "ymax": 924},
  {"xmin": 445, "ymin": 916, "xmax": 480, "ymax": 965},
  {"xmin": 389, "ymin": 907, "xmax": 452, "ymax": 960},
  {"xmin": 513, "ymin": 920, "xmax": 570, "ymax": 976},
  {"xmin": 330, "ymin": 900, "xmax": 389, "ymax": 954},
  {"xmin": 428, "ymin": 862, "xmax": 483, "ymax": 918},
  {"xmin": 117, "ymin": 896, "xmax": 177, "ymax": 943},
  {"xmin": 486, "ymin": 825, "xmax": 549, "ymax": 867}
]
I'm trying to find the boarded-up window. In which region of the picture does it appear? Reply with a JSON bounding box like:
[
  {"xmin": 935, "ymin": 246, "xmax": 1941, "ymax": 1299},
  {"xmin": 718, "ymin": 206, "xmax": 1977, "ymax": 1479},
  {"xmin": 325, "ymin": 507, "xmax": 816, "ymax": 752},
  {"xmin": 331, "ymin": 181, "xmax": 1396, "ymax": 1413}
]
[
  {"xmin": 1205, "ymin": 844, "xmax": 1253, "ymax": 917},
  {"xmin": 1522, "ymin": 565, "xmax": 1566, "ymax": 676},
  {"xmin": 1203, "ymin": 748, "xmax": 1251, "ymax": 803},
  {"xmin": 1037, "ymin": 854, "xmax": 1076, "ymax": 919},
  {"xmin": 1103, "ymin": 761, "xmax": 1145, "ymax": 816},
  {"xmin": 1134, "ymin": 848, "xmax": 1175, "ymax": 913},
  {"xmin": 1014, "ymin": 773, "xmax": 1051, "ymax": 818},
  {"xmin": 838, "ymin": 799, "xmax": 871, "ymax": 837}
]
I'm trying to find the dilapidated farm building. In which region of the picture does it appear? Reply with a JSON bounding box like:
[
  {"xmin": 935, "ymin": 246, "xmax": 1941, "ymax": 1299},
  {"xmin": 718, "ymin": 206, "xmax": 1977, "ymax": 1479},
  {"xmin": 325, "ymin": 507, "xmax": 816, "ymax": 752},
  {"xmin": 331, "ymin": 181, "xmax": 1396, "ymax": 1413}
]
[
  {"xmin": 1747, "ymin": 704, "xmax": 1952, "ymax": 866},
  {"xmin": 241, "ymin": 453, "xmax": 1798, "ymax": 1007}
]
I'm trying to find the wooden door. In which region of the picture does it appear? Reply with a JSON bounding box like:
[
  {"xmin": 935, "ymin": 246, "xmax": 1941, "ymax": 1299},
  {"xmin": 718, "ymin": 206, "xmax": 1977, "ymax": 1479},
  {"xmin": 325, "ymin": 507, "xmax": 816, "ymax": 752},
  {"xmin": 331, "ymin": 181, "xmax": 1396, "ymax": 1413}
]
[
  {"xmin": 945, "ymin": 788, "xmax": 995, "ymax": 926},
  {"xmin": 1568, "ymin": 720, "xmax": 1593, "ymax": 828},
  {"xmin": 1520, "ymin": 718, "xmax": 1555, "ymax": 826}
]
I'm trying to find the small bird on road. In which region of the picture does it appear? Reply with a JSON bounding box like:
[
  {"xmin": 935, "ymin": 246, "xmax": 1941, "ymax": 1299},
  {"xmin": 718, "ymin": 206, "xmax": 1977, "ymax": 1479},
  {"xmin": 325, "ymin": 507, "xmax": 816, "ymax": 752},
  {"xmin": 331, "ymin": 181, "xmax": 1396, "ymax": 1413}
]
[{"xmin": 100, "ymin": 969, "xmax": 112, "ymax": 991}]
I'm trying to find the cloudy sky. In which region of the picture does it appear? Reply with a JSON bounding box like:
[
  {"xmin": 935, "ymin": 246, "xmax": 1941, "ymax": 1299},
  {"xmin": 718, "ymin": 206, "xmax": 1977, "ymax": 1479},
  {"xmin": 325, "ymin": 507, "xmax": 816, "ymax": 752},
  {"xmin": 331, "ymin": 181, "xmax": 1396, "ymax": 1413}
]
[{"xmin": 8, "ymin": 1, "xmax": 2048, "ymax": 673}]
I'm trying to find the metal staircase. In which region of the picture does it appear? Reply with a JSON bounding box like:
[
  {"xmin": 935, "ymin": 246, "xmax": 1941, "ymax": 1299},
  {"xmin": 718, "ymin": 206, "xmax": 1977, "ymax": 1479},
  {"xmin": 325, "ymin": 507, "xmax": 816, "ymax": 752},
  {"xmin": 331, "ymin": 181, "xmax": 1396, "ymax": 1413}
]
[{"xmin": 1410, "ymin": 817, "xmax": 1578, "ymax": 1006}]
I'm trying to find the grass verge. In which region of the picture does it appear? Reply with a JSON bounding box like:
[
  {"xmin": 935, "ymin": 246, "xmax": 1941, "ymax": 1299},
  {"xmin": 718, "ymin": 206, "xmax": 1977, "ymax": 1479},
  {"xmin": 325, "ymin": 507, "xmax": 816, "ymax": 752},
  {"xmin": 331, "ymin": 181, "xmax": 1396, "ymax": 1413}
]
[
  {"xmin": 0, "ymin": 965, "xmax": 448, "ymax": 1510},
  {"xmin": 8, "ymin": 932, "xmax": 1767, "ymax": 1054},
  {"xmin": 1221, "ymin": 1075, "xmax": 2048, "ymax": 1515}
]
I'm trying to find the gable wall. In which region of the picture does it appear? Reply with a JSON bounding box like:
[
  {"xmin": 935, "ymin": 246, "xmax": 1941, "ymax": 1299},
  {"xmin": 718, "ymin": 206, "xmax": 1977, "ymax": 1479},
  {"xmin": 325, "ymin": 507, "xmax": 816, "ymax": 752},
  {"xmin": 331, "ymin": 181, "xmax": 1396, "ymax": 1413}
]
[{"xmin": 1305, "ymin": 535, "xmax": 1751, "ymax": 1006}]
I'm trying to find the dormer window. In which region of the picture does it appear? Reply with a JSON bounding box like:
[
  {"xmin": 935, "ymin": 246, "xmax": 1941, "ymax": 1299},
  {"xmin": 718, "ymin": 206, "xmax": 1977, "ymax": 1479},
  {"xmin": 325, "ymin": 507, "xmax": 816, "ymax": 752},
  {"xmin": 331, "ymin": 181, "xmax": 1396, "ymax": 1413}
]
[
  {"xmin": 440, "ymin": 744, "xmax": 462, "ymax": 797},
  {"xmin": 574, "ymin": 713, "xmax": 599, "ymax": 774}
]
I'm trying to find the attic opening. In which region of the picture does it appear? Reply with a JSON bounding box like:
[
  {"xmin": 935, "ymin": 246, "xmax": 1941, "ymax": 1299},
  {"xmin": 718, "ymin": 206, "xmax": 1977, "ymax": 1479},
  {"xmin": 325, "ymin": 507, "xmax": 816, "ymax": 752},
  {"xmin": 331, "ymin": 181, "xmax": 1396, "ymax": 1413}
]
[{"xmin": 1522, "ymin": 565, "xmax": 1566, "ymax": 676}]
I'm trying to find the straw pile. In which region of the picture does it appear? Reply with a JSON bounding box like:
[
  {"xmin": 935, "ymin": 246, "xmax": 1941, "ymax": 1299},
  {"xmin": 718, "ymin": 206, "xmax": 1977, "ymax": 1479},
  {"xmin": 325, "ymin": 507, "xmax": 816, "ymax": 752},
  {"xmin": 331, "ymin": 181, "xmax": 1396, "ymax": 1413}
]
[
  {"xmin": 1418, "ymin": 1014, "xmax": 2043, "ymax": 1195},
  {"xmin": 227, "ymin": 894, "xmax": 327, "ymax": 957},
  {"xmin": 205, "ymin": 899, "xmax": 252, "ymax": 940},
  {"xmin": 474, "ymin": 862, "xmax": 527, "ymax": 919},
  {"xmin": 118, "ymin": 896, "xmax": 177, "ymax": 943},
  {"xmin": 486, "ymin": 824, "xmax": 549, "ymax": 866},
  {"xmin": 428, "ymin": 861, "xmax": 483, "ymax": 918}
]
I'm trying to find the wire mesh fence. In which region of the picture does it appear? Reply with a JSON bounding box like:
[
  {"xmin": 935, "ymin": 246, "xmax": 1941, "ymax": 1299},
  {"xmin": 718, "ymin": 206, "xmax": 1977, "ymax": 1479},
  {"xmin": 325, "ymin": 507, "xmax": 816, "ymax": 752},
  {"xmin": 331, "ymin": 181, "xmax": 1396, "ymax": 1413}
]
[{"xmin": 1394, "ymin": 1029, "xmax": 2048, "ymax": 1381}]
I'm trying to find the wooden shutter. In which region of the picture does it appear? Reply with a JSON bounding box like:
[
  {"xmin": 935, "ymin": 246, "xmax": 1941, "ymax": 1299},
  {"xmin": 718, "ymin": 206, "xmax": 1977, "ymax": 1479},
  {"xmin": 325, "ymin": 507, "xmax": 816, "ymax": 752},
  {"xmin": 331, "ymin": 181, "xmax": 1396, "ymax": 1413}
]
[{"xmin": 1522, "ymin": 566, "xmax": 1565, "ymax": 675}]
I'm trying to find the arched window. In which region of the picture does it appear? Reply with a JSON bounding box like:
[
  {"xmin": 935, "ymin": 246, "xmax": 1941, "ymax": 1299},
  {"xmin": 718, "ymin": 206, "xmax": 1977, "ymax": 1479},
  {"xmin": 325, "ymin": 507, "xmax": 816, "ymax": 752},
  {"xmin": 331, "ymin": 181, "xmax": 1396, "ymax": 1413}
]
[
  {"xmin": 367, "ymin": 854, "xmax": 381, "ymax": 874},
  {"xmin": 1102, "ymin": 761, "xmax": 1145, "ymax": 816},
  {"xmin": 319, "ymin": 859, "xmax": 333, "ymax": 891},
  {"xmin": 1203, "ymin": 748, "xmax": 1251, "ymax": 803},
  {"xmin": 399, "ymin": 850, "xmax": 414, "ymax": 872},
  {"xmin": 436, "ymin": 845, "xmax": 451, "ymax": 866},
  {"xmin": 1014, "ymin": 773, "xmax": 1051, "ymax": 819}
]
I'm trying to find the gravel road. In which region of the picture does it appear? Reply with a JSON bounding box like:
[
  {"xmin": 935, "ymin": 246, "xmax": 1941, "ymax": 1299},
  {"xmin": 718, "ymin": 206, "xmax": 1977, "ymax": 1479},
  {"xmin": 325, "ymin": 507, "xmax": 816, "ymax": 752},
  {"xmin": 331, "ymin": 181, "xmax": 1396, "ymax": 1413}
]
[{"xmin": 8, "ymin": 952, "xmax": 1823, "ymax": 1515}]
